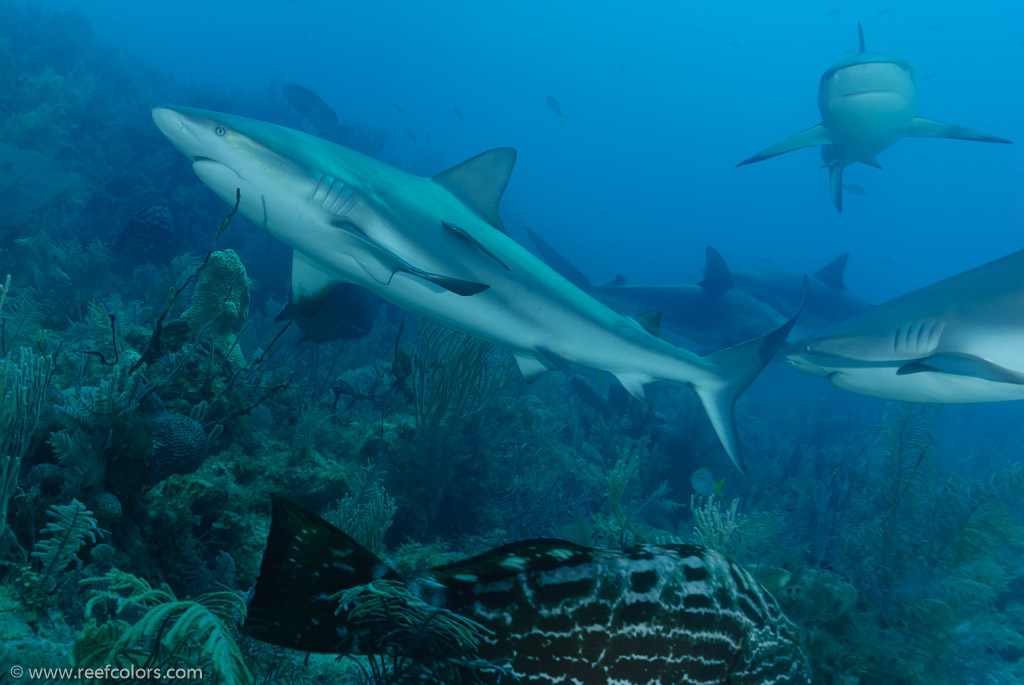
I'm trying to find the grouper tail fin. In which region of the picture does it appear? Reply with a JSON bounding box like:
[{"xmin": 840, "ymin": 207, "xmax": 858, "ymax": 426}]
[
  {"xmin": 243, "ymin": 495, "xmax": 402, "ymax": 653},
  {"xmin": 693, "ymin": 279, "xmax": 807, "ymax": 474}
]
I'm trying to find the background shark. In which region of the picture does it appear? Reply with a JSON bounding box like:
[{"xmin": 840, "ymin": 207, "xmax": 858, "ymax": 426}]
[
  {"xmin": 738, "ymin": 23, "xmax": 1012, "ymax": 211},
  {"xmin": 729, "ymin": 253, "xmax": 871, "ymax": 329},
  {"xmin": 784, "ymin": 249, "xmax": 1024, "ymax": 402},
  {"xmin": 152, "ymin": 106, "xmax": 799, "ymax": 472},
  {"xmin": 526, "ymin": 227, "xmax": 790, "ymax": 349}
]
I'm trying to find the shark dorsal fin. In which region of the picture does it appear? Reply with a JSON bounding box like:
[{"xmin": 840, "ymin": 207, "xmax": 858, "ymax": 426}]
[
  {"xmin": 814, "ymin": 253, "xmax": 849, "ymax": 290},
  {"xmin": 433, "ymin": 147, "xmax": 517, "ymax": 233},
  {"xmin": 700, "ymin": 247, "xmax": 734, "ymax": 295},
  {"xmin": 857, "ymin": 22, "xmax": 866, "ymax": 52},
  {"xmin": 634, "ymin": 311, "xmax": 671, "ymax": 343},
  {"xmin": 610, "ymin": 274, "xmax": 628, "ymax": 286}
]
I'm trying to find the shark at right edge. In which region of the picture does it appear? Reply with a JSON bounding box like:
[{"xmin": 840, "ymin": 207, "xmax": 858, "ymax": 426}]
[
  {"xmin": 738, "ymin": 23, "xmax": 1012, "ymax": 212},
  {"xmin": 783, "ymin": 249, "xmax": 1024, "ymax": 403}
]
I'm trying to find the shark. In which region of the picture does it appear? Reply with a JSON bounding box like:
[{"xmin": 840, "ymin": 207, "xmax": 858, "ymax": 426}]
[
  {"xmin": 525, "ymin": 227, "xmax": 790, "ymax": 349},
  {"xmin": 738, "ymin": 23, "xmax": 1012, "ymax": 211},
  {"xmin": 783, "ymin": 249, "xmax": 1024, "ymax": 402},
  {"xmin": 152, "ymin": 106, "xmax": 799, "ymax": 472},
  {"xmin": 730, "ymin": 253, "xmax": 871, "ymax": 329}
]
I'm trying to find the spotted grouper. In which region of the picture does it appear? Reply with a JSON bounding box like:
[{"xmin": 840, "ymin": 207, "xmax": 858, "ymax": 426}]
[{"xmin": 244, "ymin": 496, "xmax": 811, "ymax": 684}]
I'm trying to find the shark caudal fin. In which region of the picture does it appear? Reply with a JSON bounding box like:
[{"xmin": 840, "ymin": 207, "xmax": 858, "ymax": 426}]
[
  {"xmin": 737, "ymin": 124, "xmax": 833, "ymax": 166},
  {"xmin": 907, "ymin": 117, "xmax": 1012, "ymax": 144},
  {"xmin": 243, "ymin": 495, "xmax": 403, "ymax": 653},
  {"xmin": 691, "ymin": 280, "xmax": 806, "ymax": 474}
]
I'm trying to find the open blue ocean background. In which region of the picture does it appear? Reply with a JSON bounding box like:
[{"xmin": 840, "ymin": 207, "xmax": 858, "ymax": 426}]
[{"xmin": 0, "ymin": 0, "xmax": 1022, "ymax": 682}]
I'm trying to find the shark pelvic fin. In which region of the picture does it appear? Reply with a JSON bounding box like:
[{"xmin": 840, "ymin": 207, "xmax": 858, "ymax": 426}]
[
  {"xmin": 614, "ymin": 372, "xmax": 653, "ymax": 401},
  {"xmin": 829, "ymin": 164, "xmax": 845, "ymax": 212},
  {"xmin": 863, "ymin": 157, "xmax": 882, "ymax": 169},
  {"xmin": 814, "ymin": 253, "xmax": 849, "ymax": 290},
  {"xmin": 442, "ymin": 221, "xmax": 510, "ymax": 272},
  {"xmin": 433, "ymin": 147, "xmax": 517, "ymax": 232},
  {"xmin": 897, "ymin": 353, "xmax": 1024, "ymax": 384},
  {"xmin": 907, "ymin": 117, "xmax": 1012, "ymax": 144},
  {"xmin": 857, "ymin": 22, "xmax": 866, "ymax": 53},
  {"xmin": 700, "ymin": 247, "xmax": 734, "ymax": 295},
  {"xmin": 292, "ymin": 251, "xmax": 346, "ymax": 317},
  {"xmin": 737, "ymin": 123, "xmax": 833, "ymax": 166},
  {"xmin": 514, "ymin": 353, "xmax": 553, "ymax": 383}
]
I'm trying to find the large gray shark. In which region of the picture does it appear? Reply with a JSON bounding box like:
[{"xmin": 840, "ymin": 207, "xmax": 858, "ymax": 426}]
[
  {"xmin": 783, "ymin": 250, "xmax": 1024, "ymax": 402},
  {"xmin": 152, "ymin": 106, "xmax": 799, "ymax": 471},
  {"xmin": 525, "ymin": 227, "xmax": 789, "ymax": 349},
  {"xmin": 738, "ymin": 23, "xmax": 1012, "ymax": 211},
  {"xmin": 730, "ymin": 253, "xmax": 871, "ymax": 329}
]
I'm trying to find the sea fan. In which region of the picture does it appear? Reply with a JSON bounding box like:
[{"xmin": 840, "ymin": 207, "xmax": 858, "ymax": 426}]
[
  {"xmin": 79, "ymin": 569, "xmax": 253, "ymax": 685},
  {"xmin": 32, "ymin": 498, "xmax": 101, "ymax": 590}
]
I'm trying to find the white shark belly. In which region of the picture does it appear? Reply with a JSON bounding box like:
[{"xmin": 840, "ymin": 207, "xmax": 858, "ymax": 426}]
[
  {"xmin": 830, "ymin": 367, "xmax": 1024, "ymax": 403},
  {"xmin": 822, "ymin": 93, "xmax": 914, "ymax": 162}
]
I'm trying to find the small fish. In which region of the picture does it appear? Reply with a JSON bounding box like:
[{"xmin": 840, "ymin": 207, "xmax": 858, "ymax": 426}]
[
  {"xmin": 453, "ymin": 106, "xmax": 464, "ymax": 119},
  {"xmin": 406, "ymin": 129, "xmax": 418, "ymax": 144},
  {"xmin": 274, "ymin": 284, "xmax": 375, "ymax": 342},
  {"xmin": 425, "ymin": 133, "xmax": 431, "ymax": 144},
  {"xmin": 824, "ymin": 8, "xmax": 841, "ymax": 17},
  {"xmin": 392, "ymin": 103, "xmax": 405, "ymax": 114},
  {"xmin": 842, "ymin": 183, "xmax": 868, "ymax": 196},
  {"xmin": 920, "ymin": 73, "xmax": 936, "ymax": 81},
  {"xmin": 691, "ymin": 467, "xmax": 727, "ymax": 499},
  {"xmin": 877, "ymin": 8, "xmax": 892, "ymax": 15},
  {"xmin": 244, "ymin": 497, "xmax": 812, "ymax": 684},
  {"xmin": 545, "ymin": 95, "xmax": 570, "ymax": 124}
]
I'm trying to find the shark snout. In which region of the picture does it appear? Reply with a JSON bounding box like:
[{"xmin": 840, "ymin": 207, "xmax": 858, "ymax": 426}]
[{"xmin": 152, "ymin": 106, "xmax": 218, "ymax": 162}]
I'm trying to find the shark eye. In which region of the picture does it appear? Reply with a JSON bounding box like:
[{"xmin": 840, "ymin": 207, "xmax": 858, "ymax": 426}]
[{"xmin": 215, "ymin": 125, "xmax": 226, "ymax": 137}]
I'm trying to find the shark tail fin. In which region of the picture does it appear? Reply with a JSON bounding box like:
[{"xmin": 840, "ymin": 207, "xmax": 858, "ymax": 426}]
[
  {"xmin": 907, "ymin": 117, "xmax": 1012, "ymax": 144},
  {"xmin": 690, "ymin": 281, "xmax": 806, "ymax": 474},
  {"xmin": 243, "ymin": 495, "xmax": 403, "ymax": 653},
  {"xmin": 829, "ymin": 165, "xmax": 844, "ymax": 212},
  {"xmin": 857, "ymin": 22, "xmax": 866, "ymax": 52},
  {"xmin": 737, "ymin": 123, "xmax": 832, "ymax": 166}
]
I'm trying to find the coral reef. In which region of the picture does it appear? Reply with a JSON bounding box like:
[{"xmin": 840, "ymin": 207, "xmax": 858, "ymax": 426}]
[{"xmin": 182, "ymin": 249, "xmax": 251, "ymax": 369}]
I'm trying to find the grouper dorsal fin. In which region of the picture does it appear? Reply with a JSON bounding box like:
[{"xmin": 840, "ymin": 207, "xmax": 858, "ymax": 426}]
[
  {"xmin": 427, "ymin": 538, "xmax": 595, "ymax": 587},
  {"xmin": 814, "ymin": 253, "xmax": 849, "ymax": 290},
  {"xmin": 700, "ymin": 247, "xmax": 734, "ymax": 295},
  {"xmin": 433, "ymin": 147, "xmax": 517, "ymax": 233}
]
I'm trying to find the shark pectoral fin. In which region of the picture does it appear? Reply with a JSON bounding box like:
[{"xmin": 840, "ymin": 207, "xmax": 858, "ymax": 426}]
[
  {"xmin": 897, "ymin": 353, "xmax": 1024, "ymax": 384},
  {"xmin": 907, "ymin": 117, "xmax": 1012, "ymax": 144},
  {"xmin": 829, "ymin": 165, "xmax": 844, "ymax": 212},
  {"xmin": 814, "ymin": 253, "xmax": 849, "ymax": 290},
  {"xmin": 614, "ymin": 372, "xmax": 653, "ymax": 401},
  {"xmin": 292, "ymin": 251, "xmax": 346, "ymax": 317},
  {"xmin": 442, "ymin": 221, "xmax": 510, "ymax": 272},
  {"xmin": 433, "ymin": 148, "xmax": 517, "ymax": 232},
  {"xmin": 700, "ymin": 247, "xmax": 734, "ymax": 295},
  {"xmin": 737, "ymin": 123, "xmax": 833, "ymax": 166},
  {"xmin": 634, "ymin": 311, "xmax": 672, "ymax": 343}
]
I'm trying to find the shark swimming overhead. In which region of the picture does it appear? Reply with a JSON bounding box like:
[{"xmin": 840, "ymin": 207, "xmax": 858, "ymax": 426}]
[
  {"xmin": 526, "ymin": 227, "xmax": 791, "ymax": 350},
  {"xmin": 738, "ymin": 23, "xmax": 1012, "ymax": 212},
  {"xmin": 783, "ymin": 249, "xmax": 1024, "ymax": 403},
  {"xmin": 152, "ymin": 106, "xmax": 800, "ymax": 472}
]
